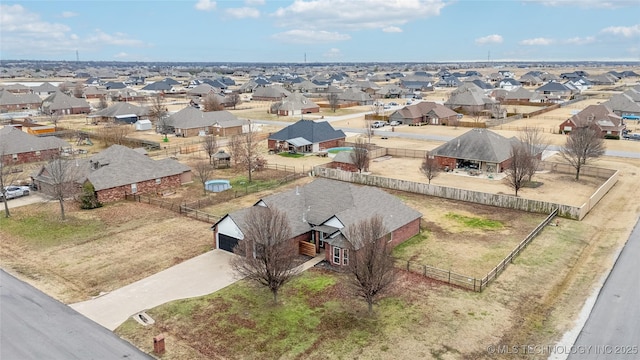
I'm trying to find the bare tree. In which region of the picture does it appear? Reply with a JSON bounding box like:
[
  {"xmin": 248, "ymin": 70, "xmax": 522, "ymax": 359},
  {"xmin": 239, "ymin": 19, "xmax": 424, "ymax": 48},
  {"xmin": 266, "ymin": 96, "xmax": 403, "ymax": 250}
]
[
  {"xmin": 73, "ymin": 82, "xmax": 84, "ymax": 98},
  {"xmin": 519, "ymin": 127, "xmax": 549, "ymax": 182},
  {"xmin": 44, "ymin": 156, "xmax": 80, "ymax": 221},
  {"xmin": 420, "ymin": 151, "xmax": 440, "ymax": 184},
  {"xmin": 228, "ymin": 134, "xmax": 243, "ymax": 166},
  {"xmin": 328, "ymin": 93, "xmax": 339, "ymax": 113},
  {"xmin": 98, "ymin": 124, "xmax": 132, "ymax": 146},
  {"xmin": 230, "ymin": 207, "xmax": 299, "ymax": 304},
  {"xmin": 504, "ymin": 143, "xmax": 532, "ymax": 196},
  {"xmin": 49, "ymin": 113, "xmax": 62, "ymax": 131},
  {"xmin": 363, "ymin": 119, "xmax": 375, "ymax": 144},
  {"xmin": 228, "ymin": 93, "xmax": 241, "ymax": 110},
  {"xmin": 202, "ymin": 135, "xmax": 219, "ymax": 164},
  {"xmin": 560, "ymin": 127, "xmax": 606, "ymax": 180},
  {"xmin": 350, "ymin": 137, "xmax": 369, "ymax": 173},
  {"xmin": 58, "ymin": 82, "xmax": 69, "ymax": 94},
  {"xmin": 344, "ymin": 215, "xmax": 396, "ymax": 314},
  {"xmin": 97, "ymin": 96, "xmax": 109, "ymax": 110},
  {"xmin": 270, "ymin": 102, "xmax": 282, "ymax": 117},
  {"xmin": 203, "ymin": 94, "xmax": 224, "ymax": 112},
  {"xmin": 232, "ymin": 121, "xmax": 263, "ymax": 183},
  {"xmin": 0, "ymin": 146, "xmax": 20, "ymax": 218},
  {"xmin": 192, "ymin": 161, "xmax": 215, "ymax": 196},
  {"xmin": 148, "ymin": 95, "xmax": 169, "ymax": 140}
]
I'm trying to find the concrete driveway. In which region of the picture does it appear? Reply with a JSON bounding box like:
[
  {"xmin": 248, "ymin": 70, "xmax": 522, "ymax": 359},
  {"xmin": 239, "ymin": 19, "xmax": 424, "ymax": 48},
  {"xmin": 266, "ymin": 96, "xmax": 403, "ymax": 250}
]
[
  {"xmin": 4, "ymin": 191, "xmax": 50, "ymax": 209},
  {"xmin": 71, "ymin": 250, "xmax": 239, "ymax": 331}
]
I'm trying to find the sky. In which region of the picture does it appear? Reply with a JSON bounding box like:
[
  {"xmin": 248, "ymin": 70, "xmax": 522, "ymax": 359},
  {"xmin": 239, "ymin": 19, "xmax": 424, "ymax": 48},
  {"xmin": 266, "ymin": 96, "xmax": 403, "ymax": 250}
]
[{"xmin": 1, "ymin": 0, "xmax": 639, "ymax": 63}]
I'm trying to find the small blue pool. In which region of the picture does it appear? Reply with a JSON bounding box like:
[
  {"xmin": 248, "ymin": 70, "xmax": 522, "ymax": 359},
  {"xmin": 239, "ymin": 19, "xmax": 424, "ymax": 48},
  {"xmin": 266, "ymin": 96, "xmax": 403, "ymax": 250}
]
[
  {"xmin": 205, "ymin": 179, "xmax": 232, "ymax": 193},
  {"xmin": 326, "ymin": 147, "xmax": 354, "ymax": 154}
]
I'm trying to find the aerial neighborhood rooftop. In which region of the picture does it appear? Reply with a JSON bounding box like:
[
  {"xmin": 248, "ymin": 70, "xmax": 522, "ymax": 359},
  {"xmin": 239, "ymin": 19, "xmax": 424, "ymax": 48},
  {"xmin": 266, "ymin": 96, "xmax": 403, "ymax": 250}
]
[{"xmin": 1, "ymin": 59, "xmax": 640, "ymax": 359}]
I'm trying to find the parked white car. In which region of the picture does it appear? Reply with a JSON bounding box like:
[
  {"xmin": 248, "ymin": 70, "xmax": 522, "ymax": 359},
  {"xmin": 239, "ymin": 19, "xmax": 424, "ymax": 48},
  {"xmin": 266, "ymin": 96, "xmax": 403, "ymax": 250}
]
[
  {"xmin": 389, "ymin": 120, "xmax": 401, "ymax": 126},
  {"xmin": 1, "ymin": 186, "xmax": 30, "ymax": 201}
]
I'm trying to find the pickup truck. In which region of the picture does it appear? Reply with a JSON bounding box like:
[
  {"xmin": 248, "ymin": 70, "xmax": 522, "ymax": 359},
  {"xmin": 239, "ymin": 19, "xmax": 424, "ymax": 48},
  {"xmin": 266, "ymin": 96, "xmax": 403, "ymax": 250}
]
[{"xmin": 1, "ymin": 186, "xmax": 30, "ymax": 201}]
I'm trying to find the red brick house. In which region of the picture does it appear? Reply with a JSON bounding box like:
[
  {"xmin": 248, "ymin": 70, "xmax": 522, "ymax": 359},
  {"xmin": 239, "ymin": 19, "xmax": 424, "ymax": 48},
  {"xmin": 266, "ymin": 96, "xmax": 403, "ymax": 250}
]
[
  {"xmin": 268, "ymin": 120, "xmax": 346, "ymax": 153},
  {"xmin": 0, "ymin": 126, "xmax": 69, "ymax": 164},
  {"xmin": 326, "ymin": 151, "xmax": 360, "ymax": 172},
  {"xmin": 431, "ymin": 129, "xmax": 522, "ymax": 173},
  {"xmin": 166, "ymin": 106, "xmax": 248, "ymax": 138},
  {"xmin": 42, "ymin": 91, "xmax": 91, "ymax": 115},
  {"xmin": 558, "ymin": 104, "xmax": 626, "ymax": 137},
  {"xmin": 211, "ymin": 178, "xmax": 422, "ymax": 267},
  {"xmin": 0, "ymin": 89, "xmax": 43, "ymax": 112},
  {"xmin": 33, "ymin": 145, "xmax": 192, "ymax": 203},
  {"xmin": 388, "ymin": 101, "xmax": 460, "ymax": 125}
]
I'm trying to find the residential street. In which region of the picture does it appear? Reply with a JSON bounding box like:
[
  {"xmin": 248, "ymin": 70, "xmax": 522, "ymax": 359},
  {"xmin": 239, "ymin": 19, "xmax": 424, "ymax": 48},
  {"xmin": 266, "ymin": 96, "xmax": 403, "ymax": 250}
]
[{"xmin": 563, "ymin": 218, "xmax": 640, "ymax": 360}]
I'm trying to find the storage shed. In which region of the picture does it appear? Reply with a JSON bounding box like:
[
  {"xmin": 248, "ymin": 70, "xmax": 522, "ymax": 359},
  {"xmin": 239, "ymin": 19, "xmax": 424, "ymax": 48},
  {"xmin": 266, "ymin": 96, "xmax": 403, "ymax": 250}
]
[{"xmin": 134, "ymin": 119, "xmax": 152, "ymax": 131}]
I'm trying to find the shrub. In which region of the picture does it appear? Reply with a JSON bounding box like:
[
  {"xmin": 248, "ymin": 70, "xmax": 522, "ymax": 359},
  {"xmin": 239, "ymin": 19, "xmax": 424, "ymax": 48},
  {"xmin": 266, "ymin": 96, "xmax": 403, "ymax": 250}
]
[
  {"xmin": 604, "ymin": 134, "xmax": 620, "ymax": 140},
  {"xmin": 79, "ymin": 182, "xmax": 102, "ymax": 210}
]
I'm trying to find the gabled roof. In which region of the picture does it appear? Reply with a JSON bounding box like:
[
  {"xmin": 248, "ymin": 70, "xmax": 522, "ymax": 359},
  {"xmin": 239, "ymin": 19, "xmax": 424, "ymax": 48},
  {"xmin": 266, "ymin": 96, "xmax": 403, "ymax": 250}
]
[
  {"xmin": 31, "ymin": 82, "xmax": 59, "ymax": 93},
  {"xmin": 603, "ymin": 93, "xmax": 640, "ymax": 113},
  {"xmin": 535, "ymin": 81, "xmax": 571, "ymax": 93},
  {"xmin": 268, "ymin": 120, "xmax": 346, "ymax": 144},
  {"xmin": 277, "ymin": 93, "xmax": 319, "ymax": 112},
  {"xmin": 91, "ymin": 102, "xmax": 148, "ymax": 117},
  {"xmin": 216, "ymin": 179, "xmax": 422, "ymax": 246},
  {"xmin": 42, "ymin": 91, "xmax": 90, "ymax": 111},
  {"xmin": 0, "ymin": 127, "xmax": 70, "ymax": 154},
  {"xmin": 564, "ymin": 104, "xmax": 625, "ymax": 132},
  {"xmin": 0, "ymin": 90, "xmax": 42, "ymax": 106},
  {"xmin": 391, "ymin": 101, "xmax": 458, "ymax": 120},
  {"xmin": 34, "ymin": 145, "xmax": 190, "ymax": 191},
  {"xmin": 141, "ymin": 81, "xmax": 172, "ymax": 91},
  {"xmin": 504, "ymin": 87, "xmax": 535, "ymax": 100},
  {"xmin": 166, "ymin": 106, "xmax": 245, "ymax": 129},
  {"xmin": 431, "ymin": 128, "xmax": 519, "ymax": 163}
]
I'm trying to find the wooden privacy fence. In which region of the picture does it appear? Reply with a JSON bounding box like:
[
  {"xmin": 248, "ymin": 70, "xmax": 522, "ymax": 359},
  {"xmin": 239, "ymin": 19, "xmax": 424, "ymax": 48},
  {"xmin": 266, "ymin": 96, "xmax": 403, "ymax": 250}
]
[{"xmin": 400, "ymin": 208, "xmax": 558, "ymax": 292}]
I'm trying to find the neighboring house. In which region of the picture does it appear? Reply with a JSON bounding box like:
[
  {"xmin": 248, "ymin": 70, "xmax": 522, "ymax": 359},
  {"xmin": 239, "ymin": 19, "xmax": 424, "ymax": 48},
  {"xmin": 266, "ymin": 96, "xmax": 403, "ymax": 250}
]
[
  {"xmin": 497, "ymin": 78, "xmax": 521, "ymax": 91},
  {"xmin": 267, "ymin": 119, "xmax": 346, "ymax": 153},
  {"xmin": 558, "ymin": 104, "xmax": 626, "ymax": 137},
  {"xmin": 327, "ymin": 151, "xmax": 359, "ymax": 172},
  {"xmin": 33, "ymin": 144, "xmax": 192, "ymax": 203},
  {"xmin": 31, "ymin": 82, "xmax": 60, "ymax": 96},
  {"xmin": 41, "ymin": 91, "xmax": 91, "ymax": 115},
  {"xmin": 388, "ymin": 101, "xmax": 459, "ymax": 125},
  {"xmin": 271, "ymin": 93, "xmax": 320, "ymax": 116},
  {"xmin": 210, "ymin": 178, "xmax": 422, "ymax": 266},
  {"xmin": 166, "ymin": 106, "xmax": 247, "ymax": 137},
  {"xmin": 0, "ymin": 90, "xmax": 42, "ymax": 112},
  {"xmin": 602, "ymin": 90, "xmax": 640, "ymax": 117},
  {"xmin": 252, "ymin": 85, "xmax": 290, "ymax": 101},
  {"xmin": 431, "ymin": 128, "xmax": 522, "ymax": 173},
  {"xmin": 444, "ymin": 83, "xmax": 498, "ymax": 115},
  {"xmin": 83, "ymin": 86, "xmax": 108, "ymax": 100},
  {"xmin": 141, "ymin": 81, "xmax": 173, "ymax": 93},
  {"xmin": 337, "ymin": 88, "xmax": 374, "ymax": 105},
  {"xmin": 88, "ymin": 102, "xmax": 149, "ymax": 123},
  {"xmin": 534, "ymin": 81, "xmax": 573, "ymax": 102},
  {"xmin": 0, "ymin": 126, "xmax": 69, "ymax": 164}
]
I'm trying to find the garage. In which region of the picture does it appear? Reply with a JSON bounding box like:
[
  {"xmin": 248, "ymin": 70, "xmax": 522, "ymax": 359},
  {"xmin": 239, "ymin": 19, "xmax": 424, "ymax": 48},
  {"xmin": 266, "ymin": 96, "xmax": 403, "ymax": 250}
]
[{"xmin": 218, "ymin": 234, "xmax": 240, "ymax": 253}]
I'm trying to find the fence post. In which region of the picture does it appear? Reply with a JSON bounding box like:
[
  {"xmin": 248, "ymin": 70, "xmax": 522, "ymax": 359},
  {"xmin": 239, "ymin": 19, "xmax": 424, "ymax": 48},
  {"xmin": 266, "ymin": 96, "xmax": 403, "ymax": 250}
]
[
  {"xmin": 448, "ymin": 269, "xmax": 451, "ymax": 284},
  {"xmin": 406, "ymin": 260, "xmax": 410, "ymax": 271},
  {"xmin": 423, "ymin": 265, "xmax": 426, "ymax": 276}
]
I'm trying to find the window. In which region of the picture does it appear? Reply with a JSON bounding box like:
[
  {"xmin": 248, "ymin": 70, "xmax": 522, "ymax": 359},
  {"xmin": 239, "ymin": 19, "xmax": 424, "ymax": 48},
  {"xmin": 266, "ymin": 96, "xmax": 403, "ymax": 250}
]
[
  {"xmin": 131, "ymin": 183, "xmax": 137, "ymax": 193},
  {"xmin": 35, "ymin": 151, "xmax": 41, "ymax": 156},
  {"xmin": 155, "ymin": 178, "xmax": 161, "ymax": 185},
  {"xmin": 333, "ymin": 247, "xmax": 341, "ymax": 264},
  {"xmin": 12, "ymin": 154, "xmax": 18, "ymax": 160},
  {"xmin": 342, "ymin": 249, "xmax": 349, "ymax": 266}
]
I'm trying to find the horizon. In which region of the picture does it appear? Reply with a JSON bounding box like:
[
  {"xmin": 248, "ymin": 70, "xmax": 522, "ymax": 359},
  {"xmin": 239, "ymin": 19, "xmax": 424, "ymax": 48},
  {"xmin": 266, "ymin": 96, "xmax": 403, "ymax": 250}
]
[{"xmin": 1, "ymin": 1, "xmax": 639, "ymax": 63}]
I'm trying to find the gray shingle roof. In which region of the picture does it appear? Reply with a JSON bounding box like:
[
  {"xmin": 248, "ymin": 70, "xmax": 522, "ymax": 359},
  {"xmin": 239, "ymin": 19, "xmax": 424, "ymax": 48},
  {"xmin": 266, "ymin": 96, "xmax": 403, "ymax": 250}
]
[
  {"xmin": 91, "ymin": 102, "xmax": 148, "ymax": 117},
  {"xmin": 0, "ymin": 127, "xmax": 70, "ymax": 154},
  {"xmin": 166, "ymin": 106, "xmax": 246, "ymax": 129},
  {"xmin": 221, "ymin": 179, "xmax": 422, "ymax": 248},
  {"xmin": 268, "ymin": 120, "xmax": 345, "ymax": 144},
  {"xmin": 431, "ymin": 128, "xmax": 519, "ymax": 163}
]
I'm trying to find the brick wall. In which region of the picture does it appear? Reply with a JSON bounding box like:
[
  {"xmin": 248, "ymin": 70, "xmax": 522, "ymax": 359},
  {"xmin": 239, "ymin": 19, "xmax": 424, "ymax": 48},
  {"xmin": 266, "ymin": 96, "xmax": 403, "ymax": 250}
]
[
  {"xmin": 96, "ymin": 174, "xmax": 182, "ymax": 202},
  {"xmin": 389, "ymin": 218, "xmax": 421, "ymax": 248},
  {"xmin": 2, "ymin": 148, "xmax": 61, "ymax": 165},
  {"xmin": 326, "ymin": 161, "xmax": 359, "ymax": 172},
  {"xmin": 318, "ymin": 138, "xmax": 345, "ymax": 150}
]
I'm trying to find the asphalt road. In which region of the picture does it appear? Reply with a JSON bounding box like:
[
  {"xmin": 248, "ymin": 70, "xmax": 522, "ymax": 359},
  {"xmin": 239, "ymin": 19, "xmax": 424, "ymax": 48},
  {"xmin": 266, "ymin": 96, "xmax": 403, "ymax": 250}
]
[
  {"xmin": 0, "ymin": 269, "xmax": 153, "ymax": 360},
  {"xmin": 567, "ymin": 218, "xmax": 640, "ymax": 360}
]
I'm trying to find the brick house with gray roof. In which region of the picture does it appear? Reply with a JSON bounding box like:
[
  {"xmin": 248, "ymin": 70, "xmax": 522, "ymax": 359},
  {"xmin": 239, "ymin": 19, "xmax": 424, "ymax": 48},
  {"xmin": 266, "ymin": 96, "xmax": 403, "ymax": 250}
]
[
  {"xmin": 0, "ymin": 90, "xmax": 43, "ymax": 112},
  {"xmin": 431, "ymin": 129, "xmax": 523, "ymax": 173},
  {"xmin": 268, "ymin": 120, "xmax": 346, "ymax": 153},
  {"xmin": 166, "ymin": 106, "xmax": 248, "ymax": 137},
  {"xmin": 211, "ymin": 178, "xmax": 422, "ymax": 266},
  {"xmin": 558, "ymin": 104, "xmax": 626, "ymax": 137},
  {"xmin": 42, "ymin": 91, "xmax": 90, "ymax": 115},
  {"xmin": 32, "ymin": 144, "xmax": 192, "ymax": 203},
  {"xmin": 0, "ymin": 127, "xmax": 70, "ymax": 164},
  {"xmin": 389, "ymin": 101, "xmax": 459, "ymax": 125}
]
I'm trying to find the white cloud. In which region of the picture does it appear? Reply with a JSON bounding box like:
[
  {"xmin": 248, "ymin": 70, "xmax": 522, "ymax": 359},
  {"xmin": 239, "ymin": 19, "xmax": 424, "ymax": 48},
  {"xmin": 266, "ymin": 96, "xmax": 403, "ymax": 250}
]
[
  {"xmin": 565, "ymin": 36, "xmax": 595, "ymax": 45},
  {"xmin": 87, "ymin": 30, "xmax": 146, "ymax": 47},
  {"xmin": 195, "ymin": 0, "xmax": 216, "ymax": 11},
  {"xmin": 382, "ymin": 26, "xmax": 402, "ymax": 33},
  {"xmin": 475, "ymin": 34, "xmax": 503, "ymax": 45},
  {"xmin": 61, "ymin": 11, "xmax": 78, "ymax": 18},
  {"xmin": 114, "ymin": 52, "xmax": 129, "ymax": 58},
  {"xmin": 526, "ymin": 0, "xmax": 635, "ymax": 9},
  {"xmin": 245, "ymin": 0, "xmax": 265, "ymax": 5},
  {"xmin": 226, "ymin": 7, "xmax": 260, "ymax": 19},
  {"xmin": 601, "ymin": 24, "xmax": 640, "ymax": 38},
  {"xmin": 271, "ymin": 0, "xmax": 447, "ymax": 31},
  {"xmin": 520, "ymin": 37, "xmax": 554, "ymax": 45},
  {"xmin": 271, "ymin": 29, "xmax": 350, "ymax": 44},
  {"xmin": 323, "ymin": 48, "xmax": 342, "ymax": 59},
  {"xmin": 0, "ymin": 4, "xmax": 70, "ymax": 35}
]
